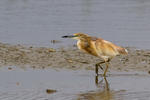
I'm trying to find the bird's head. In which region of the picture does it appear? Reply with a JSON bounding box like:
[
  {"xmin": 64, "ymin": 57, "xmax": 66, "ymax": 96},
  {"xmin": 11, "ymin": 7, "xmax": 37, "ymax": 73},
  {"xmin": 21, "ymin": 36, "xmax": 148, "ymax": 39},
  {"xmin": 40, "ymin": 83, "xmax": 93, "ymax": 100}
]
[{"xmin": 62, "ymin": 33, "xmax": 88, "ymax": 40}]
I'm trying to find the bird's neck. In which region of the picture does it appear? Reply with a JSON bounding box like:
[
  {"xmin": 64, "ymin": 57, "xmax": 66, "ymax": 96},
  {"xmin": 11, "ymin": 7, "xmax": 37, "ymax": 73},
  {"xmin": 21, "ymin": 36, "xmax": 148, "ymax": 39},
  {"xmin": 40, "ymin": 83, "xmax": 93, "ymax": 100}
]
[{"xmin": 79, "ymin": 36, "xmax": 91, "ymax": 47}]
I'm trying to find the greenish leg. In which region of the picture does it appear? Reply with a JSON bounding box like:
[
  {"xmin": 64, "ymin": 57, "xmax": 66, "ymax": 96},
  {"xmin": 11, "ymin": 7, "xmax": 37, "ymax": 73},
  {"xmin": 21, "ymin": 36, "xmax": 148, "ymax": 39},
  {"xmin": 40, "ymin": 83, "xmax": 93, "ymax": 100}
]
[
  {"xmin": 95, "ymin": 64, "xmax": 99, "ymax": 75},
  {"xmin": 103, "ymin": 62, "xmax": 109, "ymax": 76},
  {"xmin": 103, "ymin": 59, "xmax": 110, "ymax": 76},
  {"xmin": 95, "ymin": 61, "xmax": 105, "ymax": 75}
]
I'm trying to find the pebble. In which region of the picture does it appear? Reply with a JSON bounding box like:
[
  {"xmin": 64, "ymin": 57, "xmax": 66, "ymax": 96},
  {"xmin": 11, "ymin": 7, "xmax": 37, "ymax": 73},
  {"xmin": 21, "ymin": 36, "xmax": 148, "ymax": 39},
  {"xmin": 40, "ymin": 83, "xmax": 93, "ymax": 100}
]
[
  {"xmin": 49, "ymin": 48, "xmax": 56, "ymax": 52},
  {"xmin": 51, "ymin": 40, "xmax": 62, "ymax": 43},
  {"xmin": 46, "ymin": 89, "xmax": 57, "ymax": 94},
  {"xmin": 8, "ymin": 67, "xmax": 12, "ymax": 69},
  {"xmin": 16, "ymin": 82, "xmax": 20, "ymax": 85}
]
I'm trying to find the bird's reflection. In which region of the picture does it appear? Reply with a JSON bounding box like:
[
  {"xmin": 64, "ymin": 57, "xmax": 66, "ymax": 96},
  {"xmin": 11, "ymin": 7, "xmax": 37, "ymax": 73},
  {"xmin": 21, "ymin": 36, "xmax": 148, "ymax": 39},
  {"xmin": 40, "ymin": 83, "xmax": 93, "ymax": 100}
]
[
  {"xmin": 95, "ymin": 75, "xmax": 109, "ymax": 91},
  {"xmin": 77, "ymin": 75, "xmax": 126, "ymax": 100}
]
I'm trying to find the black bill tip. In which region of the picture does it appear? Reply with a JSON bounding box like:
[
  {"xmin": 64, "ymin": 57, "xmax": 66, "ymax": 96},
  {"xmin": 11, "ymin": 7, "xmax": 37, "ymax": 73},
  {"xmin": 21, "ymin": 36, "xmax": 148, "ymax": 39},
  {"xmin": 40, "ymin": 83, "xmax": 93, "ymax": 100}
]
[
  {"xmin": 62, "ymin": 36, "xmax": 69, "ymax": 38},
  {"xmin": 62, "ymin": 35, "xmax": 75, "ymax": 38}
]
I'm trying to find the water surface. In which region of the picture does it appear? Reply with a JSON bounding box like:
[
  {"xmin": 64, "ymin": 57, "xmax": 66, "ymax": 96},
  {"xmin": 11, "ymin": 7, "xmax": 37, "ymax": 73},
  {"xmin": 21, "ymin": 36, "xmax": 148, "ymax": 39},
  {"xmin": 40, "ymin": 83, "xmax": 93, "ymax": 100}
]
[
  {"xmin": 0, "ymin": 0, "xmax": 150, "ymax": 49},
  {"xmin": 0, "ymin": 67, "xmax": 150, "ymax": 100}
]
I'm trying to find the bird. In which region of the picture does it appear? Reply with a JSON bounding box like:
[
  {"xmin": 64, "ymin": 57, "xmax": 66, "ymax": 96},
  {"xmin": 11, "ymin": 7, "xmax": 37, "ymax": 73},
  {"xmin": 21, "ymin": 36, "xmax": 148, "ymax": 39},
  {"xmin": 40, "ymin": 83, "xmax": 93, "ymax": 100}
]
[{"xmin": 62, "ymin": 33, "xmax": 128, "ymax": 76}]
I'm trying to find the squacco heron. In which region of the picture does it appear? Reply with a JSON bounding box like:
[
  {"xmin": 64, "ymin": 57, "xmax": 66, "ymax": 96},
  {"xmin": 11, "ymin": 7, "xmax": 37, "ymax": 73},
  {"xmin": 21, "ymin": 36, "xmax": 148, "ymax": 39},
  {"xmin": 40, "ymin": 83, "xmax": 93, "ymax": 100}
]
[{"xmin": 62, "ymin": 33, "xmax": 128, "ymax": 76}]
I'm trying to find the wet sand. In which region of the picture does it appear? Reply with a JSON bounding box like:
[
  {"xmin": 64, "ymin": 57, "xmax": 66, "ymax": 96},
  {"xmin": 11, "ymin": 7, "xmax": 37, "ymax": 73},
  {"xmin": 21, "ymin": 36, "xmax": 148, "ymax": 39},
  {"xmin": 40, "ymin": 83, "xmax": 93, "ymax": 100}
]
[{"xmin": 0, "ymin": 43, "xmax": 150, "ymax": 73}]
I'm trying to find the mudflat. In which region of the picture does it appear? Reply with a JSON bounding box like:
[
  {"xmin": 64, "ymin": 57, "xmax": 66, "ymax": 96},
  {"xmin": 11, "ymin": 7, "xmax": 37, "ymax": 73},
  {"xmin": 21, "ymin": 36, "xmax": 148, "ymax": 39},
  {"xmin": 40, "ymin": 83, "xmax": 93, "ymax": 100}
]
[{"xmin": 0, "ymin": 43, "xmax": 150, "ymax": 73}]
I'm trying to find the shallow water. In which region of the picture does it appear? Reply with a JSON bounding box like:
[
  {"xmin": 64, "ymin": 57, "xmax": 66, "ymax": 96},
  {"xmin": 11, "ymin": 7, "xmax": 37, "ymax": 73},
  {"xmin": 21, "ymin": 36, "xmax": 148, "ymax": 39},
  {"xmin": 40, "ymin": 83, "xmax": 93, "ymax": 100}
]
[
  {"xmin": 0, "ymin": 67, "xmax": 150, "ymax": 100},
  {"xmin": 0, "ymin": 0, "xmax": 150, "ymax": 49}
]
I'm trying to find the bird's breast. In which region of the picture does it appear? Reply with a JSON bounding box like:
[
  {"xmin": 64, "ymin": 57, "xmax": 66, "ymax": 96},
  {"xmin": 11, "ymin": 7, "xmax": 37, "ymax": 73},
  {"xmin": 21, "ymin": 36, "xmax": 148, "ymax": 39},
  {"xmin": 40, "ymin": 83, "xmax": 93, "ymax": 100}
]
[
  {"xmin": 77, "ymin": 41, "xmax": 89, "ymax": 54},
  {"xmin": 77, "ymin": 40, "xmax": 98, "ymax": 56}
]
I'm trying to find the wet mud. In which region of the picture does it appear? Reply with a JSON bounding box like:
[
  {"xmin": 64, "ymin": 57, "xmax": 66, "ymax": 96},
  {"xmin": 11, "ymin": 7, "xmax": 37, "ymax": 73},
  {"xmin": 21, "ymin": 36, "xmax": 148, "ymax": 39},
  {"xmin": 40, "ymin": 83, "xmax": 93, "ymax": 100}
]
[{"xmin": 0, "ymin": 43, "xmax": 150, "ymax": 73}]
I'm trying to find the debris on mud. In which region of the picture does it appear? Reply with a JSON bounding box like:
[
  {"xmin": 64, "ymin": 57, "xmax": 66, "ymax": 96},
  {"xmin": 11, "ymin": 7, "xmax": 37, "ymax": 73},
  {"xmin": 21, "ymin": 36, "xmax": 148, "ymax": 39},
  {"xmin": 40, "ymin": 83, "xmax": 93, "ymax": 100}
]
[{"xmin": 0, "ymin": 43, "xmax": 150, "ymax": 72}]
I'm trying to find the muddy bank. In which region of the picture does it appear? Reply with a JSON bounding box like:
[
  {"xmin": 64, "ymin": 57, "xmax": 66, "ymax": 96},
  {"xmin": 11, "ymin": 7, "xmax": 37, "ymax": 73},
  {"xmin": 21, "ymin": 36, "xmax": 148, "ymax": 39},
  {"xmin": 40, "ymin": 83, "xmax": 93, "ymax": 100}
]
[{"xmin": 0, "ymin": 43, "xmax": 150, "ymax": 72}]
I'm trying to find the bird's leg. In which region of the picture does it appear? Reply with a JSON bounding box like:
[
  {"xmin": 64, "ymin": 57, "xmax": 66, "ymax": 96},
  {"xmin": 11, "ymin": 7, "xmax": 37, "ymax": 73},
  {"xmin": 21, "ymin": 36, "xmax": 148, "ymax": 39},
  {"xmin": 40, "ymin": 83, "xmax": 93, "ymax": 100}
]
[
  {"xmin": 103, "ymin": 62, "xmax": 109, "ymax": 76},
  {"xmin": 98, "ymin": 64, "xmax": 103, "ymax": 70},
  {"xmin": 96, "ymin": 61, "xmax": 105, "ymax": 69},
  {"xmin": 103, "ymin": 59, "xmax": 110, "ymax": 76},
  {"xmin": 95, "ymin": 61, "xmax": 105, "ymax": 75}
]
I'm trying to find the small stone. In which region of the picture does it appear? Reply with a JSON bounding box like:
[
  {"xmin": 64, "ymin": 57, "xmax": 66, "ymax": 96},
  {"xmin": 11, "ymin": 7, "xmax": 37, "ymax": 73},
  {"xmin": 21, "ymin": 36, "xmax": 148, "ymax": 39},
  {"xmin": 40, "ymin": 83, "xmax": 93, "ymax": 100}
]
[
  {"xmin": 120, "ymin": 58, "xmax": 125, "ymax": 61},
  {"xmin": 38, "ymin": 51, "xmax": 42, "ymax": 54},
  {"xmin": 148, "ymin": 70, "xmax": 150, "ymax": 74},
  {"xmin": 49, "ymin": 48, "xmax": 56, "ymax": 52},
  {"xmin": 144, "ymin": 55, "xmax": 150, "ymax": 57},
  {"xmin": 64, "ymin": 58, "xmax": 73, "ymax": 63},
  {"xmin": 8, "ymin": 67, "xmax": 12, "ymax": 69},
  {"xmin": 51, "ymin": 40, "xmax": 62, "ymax": 43},
  {"xmin": 81, "ymin": 61, "xmax": 88, "ymax": 64},
  {"xmin": 72, "ymin": 66, "xmax": 76, "ymax": 68},
  {"xmin": 32, "ymin": 66, "xmax": 35, "ymax": 69},
  {"xmin": 117, "ymin": 68, "xmax": 122, "ymax": 70},
  {"xmin": 21, "ymin": 54, "xmax": 24, "ymax": 57},
  {"xmin": 73, "ymin": 45, "xmax": 77, "ymax": 47},
  {"xmin": 16, "ymin": 82, "xmax": 20, "ymax": 85},
  {"xmin": 46, "ymin": 89, "xmax": 57, "ymax": 94},
  {"xmin": 141, "ymin": 61, "xmax": 146, "ymax": 63}
]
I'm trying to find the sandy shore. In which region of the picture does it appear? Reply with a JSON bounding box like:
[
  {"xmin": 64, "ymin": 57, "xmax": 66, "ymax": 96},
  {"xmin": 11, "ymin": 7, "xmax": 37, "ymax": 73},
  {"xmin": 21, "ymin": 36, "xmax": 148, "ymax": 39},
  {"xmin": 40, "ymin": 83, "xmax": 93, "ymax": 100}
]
[{"xmin": 0, "ymin": 43, "xmax": 150, "ymax": 73}]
